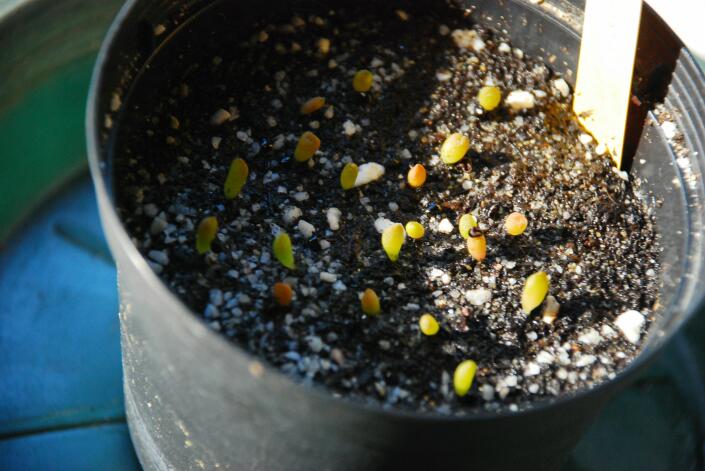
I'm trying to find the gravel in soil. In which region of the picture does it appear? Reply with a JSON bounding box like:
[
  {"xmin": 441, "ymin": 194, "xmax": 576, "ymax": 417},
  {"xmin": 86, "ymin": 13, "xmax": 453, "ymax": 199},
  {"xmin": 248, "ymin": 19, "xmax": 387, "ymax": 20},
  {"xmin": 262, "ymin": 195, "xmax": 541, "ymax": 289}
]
[{"xmin": 111, "ymin": 2, "xmax": 661, "ymax": 414}]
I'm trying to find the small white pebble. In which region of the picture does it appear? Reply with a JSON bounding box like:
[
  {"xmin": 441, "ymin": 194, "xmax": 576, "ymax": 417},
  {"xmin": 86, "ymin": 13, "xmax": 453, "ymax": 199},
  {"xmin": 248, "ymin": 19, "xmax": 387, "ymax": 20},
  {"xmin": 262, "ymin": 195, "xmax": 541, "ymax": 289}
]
[
  {"xmin": 536, "ymin": 351, "xmax": 554, "ymax": 365},
  {"xmin": 505, "ymin": 90, "xmax": 535, "ymax": 111},
  {"xmin": 293, "ymin": 191, "xmax": 309, "ymax": 202},
  {"xmin": 320, "ymin": 272, "xmax": 337, "ymax": 283},
  {"xmin": 575, "ymin": 354, "xmax": 597, "ymax": 367},
  {"xmin": 528, "ymin": 384, "xmax": 540, "ymax": 394},
  {"xmin": 480, "ymin": 384, "xmax": 494, "ymax": 401},
  {"xmin": 332, "ymin": 281, "xmax": 347, "ymax": 292},
  {"xmin": 662, "ymin": 121, "xmax": 677, "ymax": 140},
  {"xmin": 283, "ymin": 206, "xmax": 302, "ymax": 224},
  {"xmin": 353, "ymin": 163, "xmax": 385, "ymax": 187},
  {"xmin": 326, "ymin": 207, "xmax": 342, "ymax": 231},
  {"xmin": 388, "ymin": 202, "xmax": 399, "ymax": 212},
  {"xmin": 211, "ymin": 136, "xmax": 222, "ymax": 149},
  {"xmin": 297, "ymin": 220, "xmax": 316, "ymax": 238},
  {"xmin": 374, "ymin": 217, "xmax": 394, "ymax": 233},
  {"xmin": 319, "ymin": 240, "xmax": 331, "ymax": 250},
  {"xmin": 498, "ymin": 42, "xmax": 511, "ymax": 53},
  {"xmin": 615, "ymin": 310, "xmax": 645, "ymax": 344},
  {"xmin": 342, "ymin": 120, "xmax": 357, "ymax": 136},
  {"xmin": 436, "ymin": 69, "xmax": 453, "ymax": 82},
  {"xmin": 148, "ymin": 250, "xmax": 169, "ymax": 265},
  {"xmin": 595, "ymin": 142, "xmax": 607, "ymax": 155},
  {"xmin": 524, "ymin": 362, "xmax": 540, "ymax": 376},
  {"xmin": 579, "ymin": 133, "xmax": 593, "ymax": 145},
  {"xmin": 437, "ymin": 218, "xmax": 454, "ymax": 234},
  {"xmin": 150, "ymin": 216, "xmax": 168, "ymax": 235},
  {"xmin": 552, "ymin": 78, "xmax": 570, "ymax": 97},
  {"xmin": 578, "ymin": 328, "xmax": 602, "ymax": 345},
  {"xmin": 465, "ymin": 288, "xmax": 492, "ymax": 306},
  {"xmin": 451, "ymin": 29, "xmax": 485, "ymax": 51}
]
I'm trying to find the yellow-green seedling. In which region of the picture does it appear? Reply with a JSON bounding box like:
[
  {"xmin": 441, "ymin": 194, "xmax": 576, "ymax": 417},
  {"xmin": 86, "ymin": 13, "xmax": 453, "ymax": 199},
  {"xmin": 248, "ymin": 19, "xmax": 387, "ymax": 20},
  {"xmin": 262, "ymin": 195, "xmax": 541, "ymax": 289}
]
[
  {"xmin": 505, "ymin": 212, "xmax": 528, "ymax": 236},
  {"xmin": 405, "ymin": 221, "xmax": 425, "ymax": 240},
  {"xmin": 353, "ymin": 69, "xmax": 374, "ymax": 93},
  {"xmin": 407, "ymin": 163, "xmax": 427, "ymax": 188},
  {"xmin": 224, "ymin": 157, "xmax": 249, "ymax": 199},
  {"xmin": 477, "ymin": 85, "xmax": 502, "ymax": 111},
  {"xmin": 273, "ymin": 282, "xmax": 293, "ymax": 306},
  {"xmin": 196, "ymin": 216, "xmax": 218, "ymax": 254},
  {"xmin": 521, "ymin": 271, "xmax": 549, "ymax": 314},
  {"xmin": 361, "ymin": 288, "xmax": 381, "ymax": 315},
  {"xmin": 301, "ymin": 96, "xmax": 326, "ymax": 115},
  {"xmin": 381, "ymin": 223, "xmax": 406, "ymax": 262},
  {"xmin": 273, "ymin": 232, "xmax": 295, "ymax": 269},
  {"xmin": 453, "ymin": 359, "xmax": 478, "ymax": 397},
  {"xmin": 440, "ymin": 132, "xmax": 470, "ymax": 164},
  {"xmin": 419, "ymin": 313, "xmax": 439, "ymax": 336},
  {"xmin": 340, "ymin": 162, "xmax": 358, "ymax": 190},
  {"xmin": 458, "ymin": 213, "xmax": 478, "ymax": 239},
  {"xmin": 294, "ymin": 131, "xmax": 321, "ymax": 162},
  {"xmin": 466, "ymin": 227, "xmax": 486, "ymax": 262}
]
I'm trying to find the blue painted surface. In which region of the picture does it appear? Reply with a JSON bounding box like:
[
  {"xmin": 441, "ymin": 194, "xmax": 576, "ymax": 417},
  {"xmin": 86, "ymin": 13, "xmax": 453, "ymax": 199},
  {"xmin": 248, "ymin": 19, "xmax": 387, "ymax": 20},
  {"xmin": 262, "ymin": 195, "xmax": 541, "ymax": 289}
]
[
  {"xmin": 0, "ymin": 423, "xmax": 139, "ymax": 471},
  {"xmin": 0, "ymin": 177, "xmax": 121, "ymax": 436},
  {"xmin": 0, "ymin": 175, "xmax": 141, "ymax": 471}
]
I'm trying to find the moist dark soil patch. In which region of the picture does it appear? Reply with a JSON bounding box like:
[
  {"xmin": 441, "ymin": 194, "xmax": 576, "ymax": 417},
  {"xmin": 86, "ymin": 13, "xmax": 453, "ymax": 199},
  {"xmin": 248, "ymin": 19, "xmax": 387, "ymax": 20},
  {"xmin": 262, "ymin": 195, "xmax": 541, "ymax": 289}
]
[{"xmin": 111, "ymin": 2, "xmax": 661, "ymax": 414}]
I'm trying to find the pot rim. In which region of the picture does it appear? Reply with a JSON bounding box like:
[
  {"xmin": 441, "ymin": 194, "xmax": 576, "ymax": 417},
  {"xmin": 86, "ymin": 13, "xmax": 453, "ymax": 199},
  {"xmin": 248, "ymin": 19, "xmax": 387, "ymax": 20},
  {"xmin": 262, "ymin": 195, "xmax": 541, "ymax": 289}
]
[{"xmin": 86, "ymin": 0, "xmax": 705, "ymax": 422}]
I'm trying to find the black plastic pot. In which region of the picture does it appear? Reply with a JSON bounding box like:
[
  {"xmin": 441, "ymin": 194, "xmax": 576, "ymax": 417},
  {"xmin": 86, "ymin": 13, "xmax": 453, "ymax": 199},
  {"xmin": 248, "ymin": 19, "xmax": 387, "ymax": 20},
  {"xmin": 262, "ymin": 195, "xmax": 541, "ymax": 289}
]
[{"xmin": 86, "ymin": 1, "xmax": 705, "ymax": 470}]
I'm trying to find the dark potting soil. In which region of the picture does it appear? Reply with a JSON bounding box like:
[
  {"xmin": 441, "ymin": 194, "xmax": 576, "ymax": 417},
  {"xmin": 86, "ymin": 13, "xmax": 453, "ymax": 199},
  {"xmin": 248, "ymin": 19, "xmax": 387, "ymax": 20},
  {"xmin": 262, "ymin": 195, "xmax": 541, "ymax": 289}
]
[{"xmin": 111, "ymin": 2, "xmax": 661, "ymax": 414}]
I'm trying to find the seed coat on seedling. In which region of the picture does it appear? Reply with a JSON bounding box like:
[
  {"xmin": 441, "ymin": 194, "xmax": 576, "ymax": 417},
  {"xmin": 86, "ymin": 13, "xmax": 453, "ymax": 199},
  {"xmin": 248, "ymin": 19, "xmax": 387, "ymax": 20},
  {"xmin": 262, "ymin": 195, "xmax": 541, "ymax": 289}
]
[
  {"xmin": 459, "ymin": 213, "xmax": 478, "ymax": 239},
  {"xmin": 466, "ymin": 227, "xmax": 486, "ymax": 261}
]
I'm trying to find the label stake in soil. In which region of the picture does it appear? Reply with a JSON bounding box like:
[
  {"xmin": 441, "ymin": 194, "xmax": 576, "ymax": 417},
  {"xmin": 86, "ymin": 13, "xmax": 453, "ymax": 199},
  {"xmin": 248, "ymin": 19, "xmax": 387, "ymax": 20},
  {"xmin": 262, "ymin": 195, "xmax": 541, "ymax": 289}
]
[{"xmin": 573, "ymin": 0, "xmax": 643, "ymax": 168}]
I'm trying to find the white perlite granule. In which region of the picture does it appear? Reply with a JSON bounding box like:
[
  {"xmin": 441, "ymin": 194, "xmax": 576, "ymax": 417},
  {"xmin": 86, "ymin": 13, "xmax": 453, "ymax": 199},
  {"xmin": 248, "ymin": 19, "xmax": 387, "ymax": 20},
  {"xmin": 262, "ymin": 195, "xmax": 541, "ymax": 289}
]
[
  {"xmin": 326, "ymin": 207, "xmax": 342, "ymax": 231},
  {"xmin": 614, "ymin": 310, "xmax": 645, "ymax": 344},
  {"xmin": 297, "ymin": 219, "xmax": 316, "ymax": 238},
  {"xmin": 353, "ymin": 163, "xmax": 385, "ymax": 187},
  {"xmin": 505, "ymin": 90, "xmax": 535, "ymax": 110}
]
